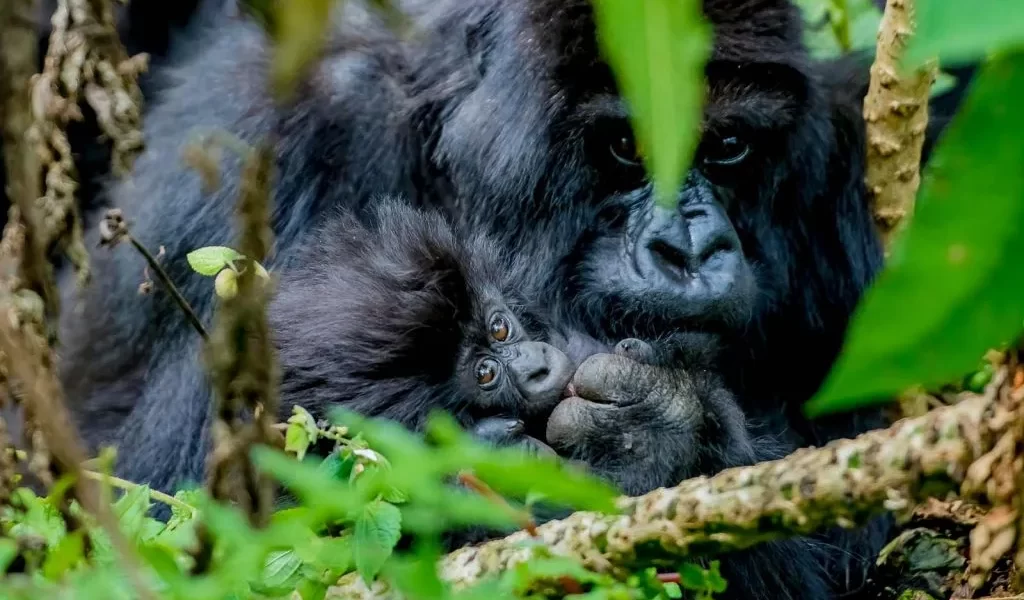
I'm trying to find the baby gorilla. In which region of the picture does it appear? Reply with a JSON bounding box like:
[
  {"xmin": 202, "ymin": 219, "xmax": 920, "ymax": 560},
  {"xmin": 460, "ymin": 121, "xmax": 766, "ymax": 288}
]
[{"xmin": 269, "ymin": 198, "xmax": 573, "ymax": 452}]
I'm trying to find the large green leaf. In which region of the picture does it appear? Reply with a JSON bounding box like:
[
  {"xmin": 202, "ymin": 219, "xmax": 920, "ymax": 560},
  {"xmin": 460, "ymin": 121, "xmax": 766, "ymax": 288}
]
[
  {"xmin": 591, "ymin": 0, "xmax": 711, "ymax": 208},
  {"xmin": 806, "ymin": 51, "xmax": 1024, "ymax": 417},
  {"xmin": 906, "ymin": 1, "xmax": 1024, "ymax": 68}
]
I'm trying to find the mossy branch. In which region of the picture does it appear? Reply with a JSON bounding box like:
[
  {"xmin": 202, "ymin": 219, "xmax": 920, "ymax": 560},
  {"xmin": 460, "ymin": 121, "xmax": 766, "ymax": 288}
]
[
  {"xmin": 863, "ymin": 0, "xmax": 939, "ymax": 254},
  {"xmin": 322, "ymin": 371, "xmax": 1023, "ymax": 599}
]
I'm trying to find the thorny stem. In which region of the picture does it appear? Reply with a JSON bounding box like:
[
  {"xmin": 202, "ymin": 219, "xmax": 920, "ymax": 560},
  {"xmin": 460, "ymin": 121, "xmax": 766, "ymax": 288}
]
[{"xmin": 863, "ymin": 0, "xmax": 938, "ymax": 253}]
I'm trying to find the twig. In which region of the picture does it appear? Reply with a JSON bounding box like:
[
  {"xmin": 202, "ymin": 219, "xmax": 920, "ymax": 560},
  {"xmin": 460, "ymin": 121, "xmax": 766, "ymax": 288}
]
[
  {"xmin": 457, "ymin": 471, "xmax": 538, "ymax": 536},
  {"xmin": 322, "ymin": 373, "xmax": 1022, "ymax": 599},
  {"xmin": 81, "ymin": 469, "xmax": 195, "ymax": 513},
  {"xmin": 863, "ymin": 0, "xmax": 939, "ymax": 254},
  {"xmin": 99, "ymin": 208, "xmax": 209, "ymax": 340}
]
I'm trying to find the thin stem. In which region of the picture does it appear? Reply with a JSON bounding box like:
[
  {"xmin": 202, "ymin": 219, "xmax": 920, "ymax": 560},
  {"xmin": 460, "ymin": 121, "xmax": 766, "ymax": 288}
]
[
  {"xmin": 81, "ymin": 469, "xmax": 195, "ymax": 513},
  {"xmin": 127, "ymin": 235, "xmax": 209, "ymax": 340}
]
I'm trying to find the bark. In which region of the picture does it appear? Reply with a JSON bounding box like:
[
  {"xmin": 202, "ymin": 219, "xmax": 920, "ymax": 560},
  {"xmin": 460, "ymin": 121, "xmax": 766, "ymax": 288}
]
[
  {"xmin": 319, "ymin": 372, "xmax": 1023, "ymax": 599},
  {"xmin": 863, "ymin": 0, "xmax": 939, "ymax": 254}
]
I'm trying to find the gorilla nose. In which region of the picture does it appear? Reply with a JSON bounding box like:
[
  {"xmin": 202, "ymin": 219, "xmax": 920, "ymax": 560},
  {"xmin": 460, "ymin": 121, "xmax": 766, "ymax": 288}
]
[
  {"xmin": 638, "ymin": 204, "xmax": 744, "ymax": 290},
  {"xmin": 508, "ymin": 342, "xmax": 575, "ymax": 415}
]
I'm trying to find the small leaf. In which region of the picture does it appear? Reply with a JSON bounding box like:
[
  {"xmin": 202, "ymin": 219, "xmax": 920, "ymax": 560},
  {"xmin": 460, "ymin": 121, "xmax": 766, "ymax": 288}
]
[
  {"xmin": 113, "ymin": 485, "xmax": 153, "ymax": 541},
  {"xmin": 186, "ymin": 246, "xmax": 243, "ymax": 276},
  {"xmin": 807, "ymin": 51, "xmax": 1024, "ymax": 416},
  {"xmin": 591, "ymin": 0, "xmax": 711, "ymax": 208},
  {"xmin": 255, "ymin": 549, "xmax": 304, "ymax": 594},
  {"xmin": 286, "ymin": 421, "xmax": 315, "ymax": 461},
  {"xmin": 353, "ymin": 500, "xmax": 402, "ymax": 583},
  {"xmin": 42, "ymin": 530, "xmax": 85, "ymax": 580},
  {"xmin": 0, "ymin": 539, "xmax": 18, "ymax": 572}
]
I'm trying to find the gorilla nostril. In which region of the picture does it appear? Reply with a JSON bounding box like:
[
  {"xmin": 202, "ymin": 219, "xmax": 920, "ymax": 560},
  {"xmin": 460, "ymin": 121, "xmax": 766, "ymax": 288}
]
[
  {"xmin": 698, "ymin": 235, "xmax": 738, "ymax": 264},
  {"xmin": 681, "ymin": 206, "xmax": 708, "ymax": 220},
  {"xmin": 527, "ymin": 367, "xmax": 551, "ymax": 384},
  {"xmin": 648, "ymin": 239, "xmax": 691, "ymax": 280}
]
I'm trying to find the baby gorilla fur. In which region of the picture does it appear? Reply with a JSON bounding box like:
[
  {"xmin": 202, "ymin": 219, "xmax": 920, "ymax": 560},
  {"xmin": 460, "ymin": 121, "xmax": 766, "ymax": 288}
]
[{"xmin": 270, "ymin": 198, "xmax": 573, "ymax": 448}]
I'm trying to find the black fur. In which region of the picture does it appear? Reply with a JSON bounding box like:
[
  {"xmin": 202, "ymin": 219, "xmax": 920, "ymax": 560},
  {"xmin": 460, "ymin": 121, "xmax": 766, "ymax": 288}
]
[
  {"xmin": 271, "ymin": 197, "xmax": 570, "ymax": 446},
  {"xmin": 53, "ymin": 1, "xmax": 975, "ymax": 598}
]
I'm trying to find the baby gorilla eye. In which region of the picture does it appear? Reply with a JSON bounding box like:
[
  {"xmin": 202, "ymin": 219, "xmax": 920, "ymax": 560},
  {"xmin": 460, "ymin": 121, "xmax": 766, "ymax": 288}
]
[
  {"xmin": 701, "ymin": 135, "xmax": 750, "ymax": 167},
  {"xmin": 609, "ymin": 132, "xmax": 642, "ymax": 167},
  {"xmin": 476, "ymin": 357, "xmax": 501, "ymax": 388},
  {"xmin": 489, "ymin": 313, "xmax": 511, "ymax": 342}
]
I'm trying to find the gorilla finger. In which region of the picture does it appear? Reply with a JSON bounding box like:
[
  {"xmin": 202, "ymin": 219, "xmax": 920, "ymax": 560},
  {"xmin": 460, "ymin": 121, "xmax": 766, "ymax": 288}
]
[
  {"xmin": 571, "ymin": 353, "xmax": 649, "ymax": 406},
  {"xmin": 613, "ymin": 338, "xmax": 657, "ymax": 364},
  {"xmin": 545, "ymin": 396, "xmax": 614, "ymax": 450},
  {"xmin": 518, "ymin": 435, "xmax": 557, "ymax": 457}
]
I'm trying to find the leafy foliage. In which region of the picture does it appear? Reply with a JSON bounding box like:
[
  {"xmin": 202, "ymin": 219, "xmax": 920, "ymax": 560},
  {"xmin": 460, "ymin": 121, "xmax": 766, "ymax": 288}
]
[
  {"xmin": 807, "ymin": 49, "xmax": 1024, "ymax": 415},
  {"xmin": 907, "ymin": 1, "xmax": 1024, "ymax": 69}
]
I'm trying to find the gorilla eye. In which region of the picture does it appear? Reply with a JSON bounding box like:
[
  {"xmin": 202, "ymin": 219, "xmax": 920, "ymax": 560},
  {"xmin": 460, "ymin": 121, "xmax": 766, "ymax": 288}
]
[
  {"xmin": 701, "ymin": 136, "xmax": 750, "ymax": 167},
  {"xmin": 609, "ymin": 133, "xmax": 642, "ymax": 167},
  {"xmin": 489, "ymin": 314, "xmax": 511, "ymax": 342},
  {"xmin": 476, "ymin": 358, "xmax": 500, "ymax": 388}
]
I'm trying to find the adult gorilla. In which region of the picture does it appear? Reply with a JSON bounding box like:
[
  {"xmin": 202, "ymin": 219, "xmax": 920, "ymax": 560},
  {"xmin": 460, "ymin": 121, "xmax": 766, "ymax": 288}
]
[{"xmin": 56, "ymin": 0, "xmax": 964, "ymax": 597}]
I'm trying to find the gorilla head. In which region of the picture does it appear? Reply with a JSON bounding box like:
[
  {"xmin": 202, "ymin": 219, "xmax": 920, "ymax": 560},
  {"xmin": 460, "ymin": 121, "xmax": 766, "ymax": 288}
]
[{"xmin": 406, "ymin": 0, "xmax": 882, "ymax": 402}]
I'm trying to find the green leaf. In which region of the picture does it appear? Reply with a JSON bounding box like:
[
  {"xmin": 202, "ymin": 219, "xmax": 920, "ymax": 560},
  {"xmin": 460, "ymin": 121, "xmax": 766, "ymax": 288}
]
[
  {"xmin": 806, "ymin": 51, "xmax": 1024, "ymax": 416},
  {"xmin": 286, "ymin": 422, "xmax": 315, "ymax": 461},
  {"xmin": 906, "ymin": 1, "xmax": 1024, "ymax": 68},
  {"xmin": 42, "ymin": 530, "xmax": 85, "ymax": 580},
  {"xmin": 353, "ymin": 500, "xmax": 402, "ymax": 583},
  {"xmin": 113, "ymin": 485, "xmax": 154, "ymax": 541},
  {"xmin": 0, "ymin": 538, "xmax": 18, "ymax": 572},
  {"xmin": 591, "ymin": 0, "xmax": 711, "ymax": 208},
  {"xmin": 186, "ymin": 246, "xmax": 243, "ymax": 276},
  {"xmin": 253, "ymin": 549, "xmax": 305, "ymax": 595}
]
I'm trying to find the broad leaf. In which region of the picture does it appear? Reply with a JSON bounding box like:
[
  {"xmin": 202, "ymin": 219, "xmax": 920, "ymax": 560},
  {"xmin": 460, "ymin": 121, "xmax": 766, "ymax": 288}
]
[
  {"xmin": 353, "ymin": 500, "xmax": 402, "ymax": 583},
  {"xmin": 186, "ymin": 246, "xmax": 243, "ymax": 276},
  {"xmin": 591, "ymin": 0, "xmax": 711, "ymax": 208},
  {"xmin": 807, "ymin": 52, "xmax": 1024, "ymax": 416},
  {"xmin": 906, "ymin": 1, "xmax": 1024, "ymax": 68}
]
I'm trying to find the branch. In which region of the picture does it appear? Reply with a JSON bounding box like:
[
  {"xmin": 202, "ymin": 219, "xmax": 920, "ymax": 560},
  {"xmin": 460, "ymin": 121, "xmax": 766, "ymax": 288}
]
[
  {"xmin": 863, "ymin": 0, "xmax": 939, "ymax": 254},
  {"xmin": 321, "ymin": 371, "xmax": 1022, "ymax": 599}
]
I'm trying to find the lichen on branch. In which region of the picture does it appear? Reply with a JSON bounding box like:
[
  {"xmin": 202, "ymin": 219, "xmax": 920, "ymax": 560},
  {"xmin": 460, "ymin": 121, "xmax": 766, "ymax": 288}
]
[
  {"xmin": 320, "ymin": 370, "xmax": 1022, "ymax": 599},
  {"xmin": 863, "ymin": 0, "xmax": 939, "ymax": 253}
]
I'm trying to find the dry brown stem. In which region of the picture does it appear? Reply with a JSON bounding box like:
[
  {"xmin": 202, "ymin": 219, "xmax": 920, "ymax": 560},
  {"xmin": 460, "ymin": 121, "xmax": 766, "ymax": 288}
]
[
  {"xmin": 320, "ymin": 374, "xmax": 1022, "ymax": 599},
  {"xmin": 863, "ymin": 0, "xmax": 939, "ymax": 254},
  {"xmin": 204, "ymin": 141, "xmax": 280, "ymax": 528},
  {"xmin": 30, "ymin": 0, "xmax": 148, "ymax": 286}
]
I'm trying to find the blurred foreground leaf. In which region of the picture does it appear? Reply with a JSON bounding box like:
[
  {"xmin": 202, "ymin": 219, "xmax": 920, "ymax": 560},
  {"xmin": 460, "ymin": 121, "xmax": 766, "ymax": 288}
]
[
  {"xmin": 807, "ymin": 51, "xmax": 1024, "ymax": 416},
  {"xmin": 591, "ymin": 0, "xmax": 711, "ymax": 208},
  {"xmin": 907, "ymin": 1, "xmax": 1024, "ymax": 68}
]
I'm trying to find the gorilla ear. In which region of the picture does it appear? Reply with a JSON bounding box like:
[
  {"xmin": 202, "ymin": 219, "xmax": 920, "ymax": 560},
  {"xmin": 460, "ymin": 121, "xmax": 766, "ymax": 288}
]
[{"xmin": 464, "ymin": 11, "xmax": 497, "ymax": 78}]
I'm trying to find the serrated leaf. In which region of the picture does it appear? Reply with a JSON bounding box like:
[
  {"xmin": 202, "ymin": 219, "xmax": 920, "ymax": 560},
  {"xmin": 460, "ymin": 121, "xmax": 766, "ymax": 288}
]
[
  {"xmin": 255, "ymin": 549, "xmax": 305, "ymax": 594},
  {"xmin": 353, "ymin": 500, "xmax": 402, "ymax": 583},
  {"xmin": 113, "ymin": 485, "xmax": 153, "ymax": 541},
  {"xmin": 186, "ymin": 246, "xmax": 243, "ymax": 276},
  {"xmin": 906, "ymin": 1, "xmax": 1024, "ymax": 68},
  {"xmin": 591, "ymin": 0, "xmax": 711, "ymax": 208},
  {"xmin": 807, "ymin": 51, "xmax": 1024, "ymax": 416}
]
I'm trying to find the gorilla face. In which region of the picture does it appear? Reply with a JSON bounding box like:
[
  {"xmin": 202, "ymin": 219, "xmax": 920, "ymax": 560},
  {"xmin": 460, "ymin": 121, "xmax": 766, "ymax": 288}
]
[{"xmin": 419, "ymin": 0, "xmax": 867, "ymax": 356}]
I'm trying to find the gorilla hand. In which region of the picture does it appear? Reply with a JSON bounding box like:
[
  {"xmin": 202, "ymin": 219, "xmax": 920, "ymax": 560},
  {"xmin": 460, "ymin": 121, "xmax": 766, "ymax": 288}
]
[{"xmin": 546, "ymin": 347, "xmax": 757, "ymax": 495}]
